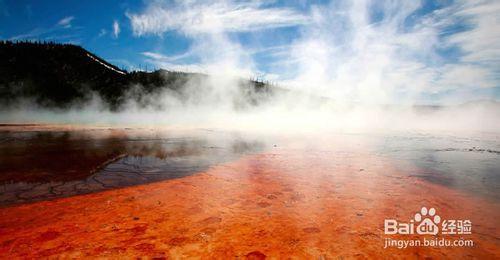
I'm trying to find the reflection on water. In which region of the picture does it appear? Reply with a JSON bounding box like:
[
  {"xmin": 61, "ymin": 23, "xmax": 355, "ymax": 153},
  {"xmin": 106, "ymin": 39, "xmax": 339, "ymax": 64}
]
[
  {"xmin": 368, "ymin": 132, "xmax": 500, "ymax": 201},
  {"xmin": 0, "ymin": 127, "xmax": 499, "ymax": 206},
  {"xmin": 0, "ymin": 128, "xmax": 264, "ymax": 205}
]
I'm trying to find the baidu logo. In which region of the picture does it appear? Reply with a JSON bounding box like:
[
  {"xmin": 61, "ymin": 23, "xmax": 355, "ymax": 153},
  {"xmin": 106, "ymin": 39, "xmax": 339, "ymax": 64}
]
[
  {"xmin": 414, "ymin": 207, "xmax": 441, "ymax": 235},
  {"xmin": 384, "ymin": 207, "xmax": 471, "ymax": 235}
]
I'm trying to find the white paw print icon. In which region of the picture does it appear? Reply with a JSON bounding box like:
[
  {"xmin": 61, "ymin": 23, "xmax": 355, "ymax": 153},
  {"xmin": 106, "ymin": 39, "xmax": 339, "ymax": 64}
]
[{"xmin": 415, "ymin": 207, "xmax": 441, "ymax": 235}]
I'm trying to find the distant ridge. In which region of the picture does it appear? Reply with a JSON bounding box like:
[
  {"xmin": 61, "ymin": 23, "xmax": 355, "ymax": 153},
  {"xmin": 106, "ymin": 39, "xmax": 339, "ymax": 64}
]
[{"xmin": 0, "ymin": 41, "xmax": 276, "ymax": 110}]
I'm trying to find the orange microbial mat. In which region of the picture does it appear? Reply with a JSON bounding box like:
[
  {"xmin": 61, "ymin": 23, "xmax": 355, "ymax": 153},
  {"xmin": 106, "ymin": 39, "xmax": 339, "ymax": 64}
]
[{"xmin": 0, "ymin": 126, "xmax": 498, "ymax": 258}]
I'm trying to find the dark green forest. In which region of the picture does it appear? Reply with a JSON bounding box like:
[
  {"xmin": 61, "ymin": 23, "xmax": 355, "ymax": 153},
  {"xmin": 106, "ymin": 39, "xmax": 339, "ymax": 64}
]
[{"xmin": 0, "ymin": 41, "xmax": 277, "ymax": 110}]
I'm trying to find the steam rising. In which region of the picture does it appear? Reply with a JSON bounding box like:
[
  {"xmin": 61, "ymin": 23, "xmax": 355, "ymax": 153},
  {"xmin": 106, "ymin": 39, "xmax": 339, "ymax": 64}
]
[{"xmin": 1, "ymin": 0, "xmax": 499, "ymax": 133}]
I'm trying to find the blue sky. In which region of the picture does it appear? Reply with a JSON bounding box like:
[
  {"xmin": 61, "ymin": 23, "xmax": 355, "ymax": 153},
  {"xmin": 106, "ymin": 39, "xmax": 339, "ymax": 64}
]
[{"xmin": 1, "ymin": 0, "xmax": 499, "ymax": 104}]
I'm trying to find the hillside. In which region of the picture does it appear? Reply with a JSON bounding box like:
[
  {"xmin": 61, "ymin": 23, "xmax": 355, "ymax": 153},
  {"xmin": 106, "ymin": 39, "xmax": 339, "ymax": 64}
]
[{"xmin": 0, "ymin": 41, "xmax": 276, "ymax": 110}]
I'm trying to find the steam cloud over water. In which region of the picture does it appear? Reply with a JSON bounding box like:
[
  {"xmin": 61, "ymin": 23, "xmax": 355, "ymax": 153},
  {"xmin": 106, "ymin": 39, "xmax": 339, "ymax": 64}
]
[
  {"xmin": 1, "ymin": 0, "xmax": 499, "ymax": 133},
  {"xmin": 2, "ymin": 77, "xmax": 499, "ymax": 133}
]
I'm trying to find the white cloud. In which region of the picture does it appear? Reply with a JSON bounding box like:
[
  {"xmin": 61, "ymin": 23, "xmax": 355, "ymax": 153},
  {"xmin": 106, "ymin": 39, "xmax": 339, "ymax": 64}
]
[
  {"xmin": 127, "ymin": 1, "xmax": 309, "ymax": 36},
  {"xmin": 113, "ymin": 20, "xmax": 120, "ymax": 38},
  {"xmin": 142, "ymin": 51, "xmax": 193, "ymax": 62},
  {"xmin": 142, "ymin": 52, "xmax": 166, "ymax": 60},
  {"xmin": 448, "ymin": 1, "xmax": 500, "ymax": 64},
  {"xmin": 10, "ymin": 15, "xmax": 78, "ymax": 41},
  {"xmin": 142, "ymin": 32, "xmax": 256, "ymax": 77},
  {"xmin": 438, "ymin": 64, "xmax": 494, "ymax": 89},
  {"xmin": 98, "ymin": 28, "xmax": 107, "ymax": 37},
  {"xmin": 57, "ymin": 16, "xmax": 74, "ymax": 28},
  {"xmin": 130, "ymin": 0, "xmax": 500, "ymax": 104},
  {"xmin": 274, "ymin": 0, "xmax": 500, "ymax": 104}
]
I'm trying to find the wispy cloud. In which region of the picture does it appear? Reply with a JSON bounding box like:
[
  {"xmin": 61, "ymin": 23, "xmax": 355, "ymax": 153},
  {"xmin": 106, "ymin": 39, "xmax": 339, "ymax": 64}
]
[
  {"xmin": 129, "ymin": 0, "xmax": 500, "ymax": 104},
  {"xmin": 269, "ymin": 0, "xmax": 500, "ymax": 104},
  {"xmin": 448, "ymin": 1, "xmax": 500, "ymax": 63},
  {"xmin": 9, "ymin": 15, "xmax": 79, "ymax": 42},
  {"xmin": 127, "ymin": 1, "xmax": 309, "ymax": 36},
  {"xmin": 142, "ymin": 50, "xmax": 195, "ymax": 63},
  {"xmin": 112, "ymin": 20, "xmax": 120, "ymax": 38},
  {"xmin": 98, "ymin": 28, "xmax": 107, "ymax": 37},
  {"xmin": 57, "ymin": 16, "xmax": 75, "ymax": 28},
  {"xmin": 142, "ymin": 52, "xmax": 166, "ymax": 60}
]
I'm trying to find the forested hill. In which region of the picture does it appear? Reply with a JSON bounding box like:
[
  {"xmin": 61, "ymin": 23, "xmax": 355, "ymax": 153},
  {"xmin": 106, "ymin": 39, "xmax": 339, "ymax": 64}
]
[{"xmin": 0, "ymin": 41, "xmax": 276, "ymax": 110}]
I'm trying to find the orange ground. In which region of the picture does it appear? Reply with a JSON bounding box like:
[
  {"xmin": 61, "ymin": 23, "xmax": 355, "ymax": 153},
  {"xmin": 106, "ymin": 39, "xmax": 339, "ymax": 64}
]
[{"xmin": 0, "ymin": 135, "xmax": 499, "ymax": 258}]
